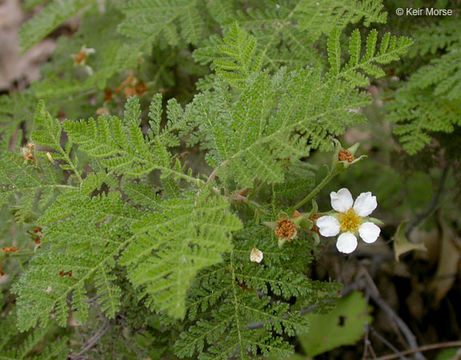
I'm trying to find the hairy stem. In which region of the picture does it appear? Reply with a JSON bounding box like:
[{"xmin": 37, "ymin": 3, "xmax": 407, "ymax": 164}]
[{"xmin": 290, "ymin": 168, "xmax": 338, "ymax": 212}]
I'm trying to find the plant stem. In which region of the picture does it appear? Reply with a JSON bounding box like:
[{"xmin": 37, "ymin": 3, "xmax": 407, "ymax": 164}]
[
  {"xmin": 290, "ymin": 169, "xmax": 338, "ymax": 212},
  {"xmin": 7, "ymin": 249, "xmax": 35, "ymax": 258},
  {"xmin": 248, "ymin": 180, "xmax": 266, "ymax": 201},
  {"xmin": 58, "ymin": 146, "xmax": 83, "ymax": 184}
]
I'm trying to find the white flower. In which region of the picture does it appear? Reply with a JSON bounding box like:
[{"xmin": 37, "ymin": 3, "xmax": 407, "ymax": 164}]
[
  {"xmin": 250, "ymin": 247, "xmax": 263, "ymax": 263},
  {"xmin": 316, "ymin": 188, "xmax": 381, "ymax": 254}
]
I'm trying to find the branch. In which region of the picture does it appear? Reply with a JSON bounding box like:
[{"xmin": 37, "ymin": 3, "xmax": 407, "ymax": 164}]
[
  {"xmin": 364, "ymin": 278, "xmax": 426, "ymax": 360},
  {"xmin": 375, "ymin": 341, "xmax": 461, "ymax": 360},
  {"xmin": 370, "ymin": 326, "xmax": 409, "ymax": 360},
  {"xmin": 206, "ymin": 160, "xmax": 228, "ymax": 184},
  {"xmin": 68, "ymin": 322, "xmax": 110, "ymax": 359}
]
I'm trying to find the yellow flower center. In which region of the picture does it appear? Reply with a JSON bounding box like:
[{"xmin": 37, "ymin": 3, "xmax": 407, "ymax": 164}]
[{"xmin": 339, "ymin": 209, "xmax": 361, "ymax": 232}]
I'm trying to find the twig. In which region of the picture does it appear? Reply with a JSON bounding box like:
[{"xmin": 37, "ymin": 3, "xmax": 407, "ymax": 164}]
[
  {"xmin": 362, "ymin": 324, "xmax": 374, "ymax": 360},
  {"xmin": 405, "ymin": 162, "xmax": 451, "ymax": 240},
  {"xmin": 362, "ymin": 288, "xmax": 374, "ymax": 360},
  {"xmin": 364, "ymin": 277, "xmax": 426, "ymax": 360},
  {"xmin": 206, "ymin": 160, "xmax": 228, "ymax": 184},
  {"xmin": 68, "ymin": 322, "xmax": 110, "ymax": 359},
  {"xmin": 370, "ymin": 327, "xmax": 408, "ymax": 360},
  {"xmin": 375, "ymin": 341, "xmax": 461, "ymax": 360}
]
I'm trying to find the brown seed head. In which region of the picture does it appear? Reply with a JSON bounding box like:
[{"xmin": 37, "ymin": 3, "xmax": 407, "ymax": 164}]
[
  {"xmin": 275, "ymin": 218, "xmax": 297, "ymax": 242},
  {"xmin": 134, "ymin": 81, "xmax": 148, "ymax": 96},
  {"xmin": 22, "ymin": 144, "xmax": 35, "ymax": 161},
  {"xmin": 338, "ymin": 148, "xmax": 354, "ymax": 163},
  {"xmin": 309, "ymin": 214, "xmax": 322, "ymax": 234},
  {"xmin": 33, "ymin": 227, "xmax": 42, "ymax": 234},
  {"xmin": 2, "ymin": 247, "xmax": 19, "ymax": 253},
  {"xmin": 104, "ymin": 88, "xmax": 114, "ymax": 101},
  {"xmin": 72, "ymin": 51, "xmax": 87, "ymax": 64}
]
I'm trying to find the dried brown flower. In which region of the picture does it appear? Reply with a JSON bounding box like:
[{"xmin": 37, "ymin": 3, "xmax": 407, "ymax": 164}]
[
  {"xmin": 72, "ymin": 51, "xmax": 87, "ymax": 65},
  {"xmin": 309, "ymin": 213, "xmax": 322, "ymax": 234},
  {"xmin": 274, "ymin": 218, "xmax": 297, "ymax": 242},
  {"xmin": 104, "ymin": 88, "xmax": 114, "ymax": 101},
  {"xmin": 71, "ymin": 46, "xmax": 95, "ymax": 65},
  {"xmin": 21, "ymin": 143, "xmax": 34, "ymax": 161},
  {"xmin": 59, "ymin": 270, "xmax": 73, "ymax": 277},
  {"xmin": 338, "ymin": 148, "xmax": 354, "ymax": 163},
  {"xmin": 2, "ymin": 247, "xmax": 19, "ymax": 253}
]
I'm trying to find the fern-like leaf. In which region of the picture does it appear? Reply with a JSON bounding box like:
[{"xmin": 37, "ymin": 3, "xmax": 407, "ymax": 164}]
[
  {"xmin": 120, "ymin": 189, "xmax": 242, "ymax": 319},
  {"xmin": 327, "ymin": 28, "xmax": 413, "ymax": 86},
  {"xmin": 64, "ymin": 96, "xmax": 196, "ymax": 183},
  {"xmin": 20, "ymin": 0, "xmax": 95, "ymax": 52},
  {"xmin": 194, "ymin": 22, "xmax": 262, "ymax": 89},
  {"xmin": 296, "ymin": 0, "xmax": 387, "ymax": 40},
  {"xmin": 12, "ymin": 191, "xmax": 135, "ymax": 331},
  {"xmin": 188, "ymin": 67, "xmax": 369, "ymax": 187},
  {"xmin": 117, "ymin": 0, "xmax": 204, "ymax": 49}
]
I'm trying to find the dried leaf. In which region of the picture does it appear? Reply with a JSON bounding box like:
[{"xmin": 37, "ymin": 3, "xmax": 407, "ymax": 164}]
[
  {"xmin": 429, "ymin": 220, "xmax": 460, "ymax": 304},
  {"xmin": 393, "ymin": 220, "xmax": 427, "ymax": 261},
  {"xmin": 250, "ymin": 247, "xmax": 263, "ymax": 263}
]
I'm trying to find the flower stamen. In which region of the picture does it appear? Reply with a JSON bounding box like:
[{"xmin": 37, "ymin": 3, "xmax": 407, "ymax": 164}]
[{"xmin": 339, "ymin": 209, "xmax": 360, "ymax": 232}]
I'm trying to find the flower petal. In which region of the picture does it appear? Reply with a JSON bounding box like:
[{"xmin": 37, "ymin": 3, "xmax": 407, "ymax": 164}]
[
  {"xmin": 336, "ymin": 232, "xmax": 358, "ymax": 254},
  {"xmin": 250, "ymin": 247, "xmax": 263, "ymax": 263},
  {"xmin": 353, "ymin": 192, "xmax": 377, "ymax": 217},
  {"xmin": 330, "ymin": 188, "xmax": 353, "ymax": 212},
  {"xmin": 316, "ymin": 216, "xmax": 340, "ymax": 237},
  {"xmin": 358, "ymin": 222, "xmax": 380, "ymax": 244}
]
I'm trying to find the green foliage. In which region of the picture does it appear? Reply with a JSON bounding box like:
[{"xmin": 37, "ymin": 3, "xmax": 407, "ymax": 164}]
[
  {"xmin": 327, "ymin": 28, "xmax": 412, "ymax": 86},
  {"xmin": 435, "ymin": 348, "xmax": 460, "ymax": 360},
  {"xmin": 194, "ymin": 22, "xmax": 263, "ymax": 89},
  {"xmin": 296, "ymin": 0, "xmax": 387, "ymax": 40},
  {"xmin": 64, "ymin": 96, "xmax": 165, "ymax": 178},
  {"xmin": 122, "ymin": 190, "xmax": 242, "ymax": 319},
  {"xmin": 0, "ymin": 0, "xmax": 433, "ymax": 358},
  {"xmin": 63, "ymin": 96, "xmax": 199, "ymax": 183},
  {"xmin": 12, "ymin": 191, "xmax": 133, "ymax": 330},
  {"xmin": 32, "ymin": 101, "xmax": 83, "ymax": 182},
  {"xmin": 20, "ymin": 0, "xmax": 95, "ymax": 52},
  {"xmin": 0, "ymin": 312, "xmax": 68, "ymax": 360},
  {"xmin": 408, "ymin": 17, "xmax": 459, "ymax": 57},
  {"xmin": 189, "ymin": 27, "xmax": 409, "ymax": 188},
  {"xmin": 0, "ymin": 92, "xmax": 35, "ymax": 151},
  {"xmin": 174, "ymin": 224, "xmax": 338, "ymax": 360},
  {"xmin": 117, "ymin": 0, "xmax": 206, "ymax": 47},
  {"xmin": 298, "ymin": 291, "xmax": 372, "ymax": 357},
  {"xmin": 0, "ymin": 153, "xmax": 63, "ymax": 222},
  {"xmin": 230, "ymin": 0, "xmax": 388, "ymax": 72},
  {"xmin": 387, "ymin": 17, "xmax": 461, "ymax": 154}
]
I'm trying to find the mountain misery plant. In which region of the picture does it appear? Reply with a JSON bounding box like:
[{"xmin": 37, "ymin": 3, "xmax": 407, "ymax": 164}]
[{"xmin": 0, "ymin": 0, "xmax": 417, "ymax": 358}]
